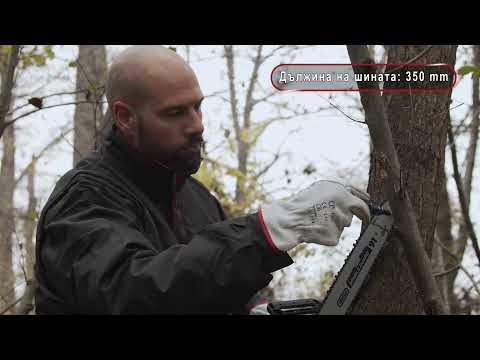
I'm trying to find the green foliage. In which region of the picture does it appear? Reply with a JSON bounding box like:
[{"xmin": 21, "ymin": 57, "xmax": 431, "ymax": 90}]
[
  {"xmin": 193, "ymin": 157, "xmax": 264, "ymax": 218},
  {"xmin": 1, "ymin": 44, "xmax": 13, "ymax": 54},
  {"xmin": 458, "ymin": 65, "xmax": 480, "ymax": 76},
  {"xmin": 18, "ymin": 45, "xmax": 55, "ymax": 69}
]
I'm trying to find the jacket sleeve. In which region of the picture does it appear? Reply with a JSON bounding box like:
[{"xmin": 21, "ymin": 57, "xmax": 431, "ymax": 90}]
[{"xmin": 39, "ymin": 183, "xmax": 293, "ymax": 314}]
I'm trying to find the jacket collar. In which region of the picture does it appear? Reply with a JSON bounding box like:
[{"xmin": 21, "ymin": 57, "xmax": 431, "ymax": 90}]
[{"xmin": 101, "ymin": 125, "xmax": 187, "ymax": 201}]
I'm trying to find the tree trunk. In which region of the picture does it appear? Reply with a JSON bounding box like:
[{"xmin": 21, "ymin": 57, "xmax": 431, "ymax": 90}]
[
  {"xmin": 432, "ymin": 232, "xmax": 450, "ymax": 312},
  {"xmin": 23, "ymin": 156, "xmax": 37, "ymax": 281},
  {"xmin": 0, "ymin": 123, "xmax": 16, "ymax": 314},
  {"xmin": 351, "ymin": 45, "xmax": 458, "ymax": 314},
  {"xmin": 0, "ymin": 46, "xmax": 20, "ymax": 140},
  {"xmin": 0, "ymin": 46, "xmax": 19, "ymax": 314},
  {"xmin": 435, "ymin": 165, "xmax": 455, "ymax": 312},
  {"xmin": 73, "ymin": 45, "xmax": 107, "ymax": 166},
  {"xmin": 450, "ymin": 44, "xmax": 480, "ymax": 298},
  {"xmin": 235, "ymin": 146, "xmax": 248, "ymax": 205}
]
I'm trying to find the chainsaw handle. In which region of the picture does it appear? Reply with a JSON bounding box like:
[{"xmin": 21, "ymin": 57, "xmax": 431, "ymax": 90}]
[{"xmin": 267, "ymin": 298, "xmax": 322, "ymax": 315}]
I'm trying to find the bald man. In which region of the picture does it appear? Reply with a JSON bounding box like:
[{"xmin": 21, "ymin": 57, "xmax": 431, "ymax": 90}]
[{"xmin": 34, "ymin": 46, "xmax": 370, "ymax": 314}]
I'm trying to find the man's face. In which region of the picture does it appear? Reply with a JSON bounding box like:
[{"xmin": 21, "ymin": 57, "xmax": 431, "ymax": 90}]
[{"xmin": 131, "ymin": 64, "xmax": 205, "ymax": 175}]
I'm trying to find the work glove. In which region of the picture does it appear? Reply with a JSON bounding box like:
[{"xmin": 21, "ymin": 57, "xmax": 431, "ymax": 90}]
[
  {"xmin": 249, "ymin": 303, "xmax": 270, "ymax": 315},
  {"xmin": 258, "ymin": 180, "xmax": 371, "ymax": 252}
]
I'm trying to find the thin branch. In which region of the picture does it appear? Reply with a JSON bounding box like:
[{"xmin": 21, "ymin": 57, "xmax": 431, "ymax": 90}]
[
  {"xmin": 251, "ymin": 90, "xmax": 279, "ymax": 107},
  {"xmin": 262, "ymin": 45, "xmax": 289, "ymax": 61},
  {"xmin": 318, "ymin": 95, "xmax": 367, "ymax": 125},
  {"xmin": 0, "ymin": 279, "xmax": 26, "ymax": 303},
  {"xmin": 75, "ymin": 59, "xmax": 95, "ymax": 91},
  {"xmin": 204, "ymin": 89, "xmax": 229, "ymax": 99},
  {"xmin": 3, "ymin": 100, "xmax": 104, "ymax": 130},
  {"xmin": 462, "ymin": 44, "xmax": 480, "ymax": 205},
  {"xmin": 224, "ymin": 46, "xmax": 241, "ymax": 145},
  {"xmin": 434, "ymin": 265, "xmax": 461, "ymax": 278},
  {"xmin": 250, "ymin": 107, "xmax": 330, "ymax": 147},
  {"xmin": 385, "ymin": 45, "xmax": 434, "ymax": 74},
  {"xmin": 14, "ymin": 126, "xmax": 73, "ymax": 187},
  {"xmin": 256, "ymin": 154, "xmax": 281, "ymax": 179},
  {"xmin": 12, "ymin": 223, "xmax": 28, "ymax": 283},
  {"xmin": 243, "ymin": 45, "xmax": 263, "ymax": 129},
  {"xmin": 16, "ymin": 279, "xmax": 36, "ymax": 315},
  {"xmin": 427, "ymin": 103, "xmax": 466, "ymax": 122},
  {"xmin": 6, "ymin": 87, "xmax": 100, "ymax": 116},
  {"xmin": 434, "ymin": 238, "xmax": 480, "ymax": 297},
  {"xmin": 447, "ymin": 120, "xmax": 480, "ymax": 266},
  {"xmin": 0, "ymin": 296, "xmax": 22, "ymax": 315},
  {"xmin": 255, "ymin": 127, "xmax": 300, "ymax": 180}
]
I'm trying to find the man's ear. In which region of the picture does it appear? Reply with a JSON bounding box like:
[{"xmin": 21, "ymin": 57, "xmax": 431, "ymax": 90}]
[{"xmin": 112, "ymin": 101, "xmax": 138, "ymax": 146}]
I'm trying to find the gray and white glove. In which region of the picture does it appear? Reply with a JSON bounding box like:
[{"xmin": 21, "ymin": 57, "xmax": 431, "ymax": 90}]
[{"xmin": 258, "ymin": 180, "xmax": 371, "ymax": 252}]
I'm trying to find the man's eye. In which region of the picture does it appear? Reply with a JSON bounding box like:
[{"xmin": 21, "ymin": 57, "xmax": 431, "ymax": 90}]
[
  {"xmin": 194, "ymin": 102, "xmax": 202, "ymax": 111},
  {"xmin": 166, "ymin": 109, "xmax": 184, "ymax": 116}
]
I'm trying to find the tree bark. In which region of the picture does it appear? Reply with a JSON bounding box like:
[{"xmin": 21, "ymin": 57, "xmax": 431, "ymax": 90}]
[
  {"xmin": 0, "ymin": 46, "xmax": 20, "ymax": 140},
  {"xmin": 16, "ymin": 279, "xmax": 36, "ymax": 315},
  {"xmin": 447, "ymin": 119, "xmax": 480, "ymax": 264},
  {"xmin": 0, "ymin": 122, "xmax": 16, "ymax": 314},
  {"xmin": 451, "ymin": 44, "xmax": 480, "ymax": 276},
  {"xmin": 0, "ymin": 47, "xmax": 20, "ymax": 314},
  {"xmin": 73, "ymin": 45, "xmax": 107, "ymax": 166},
  {"xmin": 435, "ymin": 165, "xmax": 455, "ymax": 312},
  {"xmin": 348, "ymin": 45, "xmax": 457, "ymax": 314},
  {"xmin": 224, "ymin": 45, "xmax": 248, "ymax": 207},
  {"xmin": 23, "ymin": 156, "xmax": 37, "ymax": 281},
  {"xmin": 433, "ymin": 45, "xmax": 480, "ymax": 314}
]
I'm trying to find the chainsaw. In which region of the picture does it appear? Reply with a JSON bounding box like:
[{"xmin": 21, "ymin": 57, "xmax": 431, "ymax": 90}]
[{"xmin": 267, "ymin": 201, "xmax": 394, "ymax": 315}]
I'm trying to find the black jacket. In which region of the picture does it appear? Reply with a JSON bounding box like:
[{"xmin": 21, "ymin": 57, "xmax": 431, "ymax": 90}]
[{"xmin": 34, "ymin": 127, "xmax": 292, "ymax": 314}]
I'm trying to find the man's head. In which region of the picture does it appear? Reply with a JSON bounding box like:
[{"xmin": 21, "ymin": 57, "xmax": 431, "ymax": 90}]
[{"xmin": 106, "ymin": 45, "xmax": 204, "ymax": 175}]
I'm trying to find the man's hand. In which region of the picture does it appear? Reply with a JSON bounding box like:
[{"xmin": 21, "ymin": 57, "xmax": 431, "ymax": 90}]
[{"xmin": 258, "ymin": 180, "xmax": 371, "ymax": 252}]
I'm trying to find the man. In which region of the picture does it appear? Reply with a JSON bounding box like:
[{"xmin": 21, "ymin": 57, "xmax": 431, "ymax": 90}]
[{"xmin": 34, "ymin": 45, "xmax": 371, "ymax": 314}]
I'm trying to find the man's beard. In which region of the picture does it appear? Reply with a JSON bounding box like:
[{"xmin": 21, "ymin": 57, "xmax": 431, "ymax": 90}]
[
  {"xmin": 170, "ymin": 148, "xmax": 203, "ymax": 175},
  {"xmin": 137, "ymin": 116, "xmax": 203, "ymax": 175}
]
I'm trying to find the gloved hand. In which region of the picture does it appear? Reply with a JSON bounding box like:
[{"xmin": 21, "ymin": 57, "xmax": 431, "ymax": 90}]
[
  {"xmin": 249, "ymin": 302, "xmax": 270, "ymax": 315},
  {"xmin": 258, "ymin": 180, "xmax": 371, "ymax": 252}
]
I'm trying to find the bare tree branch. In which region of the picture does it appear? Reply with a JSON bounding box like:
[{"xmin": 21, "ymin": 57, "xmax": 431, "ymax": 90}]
[
  {"xmin": 243, "ymin": 45, "xmax": 263, "ymax": 129},
  {"xmin": 447, "ymin": 119, "xmax": 480, "ymax": 266},
  {"xmin": 434, "ymin": 265, "xmax": 461, "ymax": 278},
  {"xmin": 0, "ymin": 296, "xmax": 22, "ymax": 315},
  {"xmin": 7, "ymin": 87, "xmax": 101, "ymax": 116},
  {"xmin": 250, "ymin": 107, "xmax": 331, "ymax": 147},
  {"xmin": 0, "ymin": 45, "xmax": 21, "ymax": 139},
  {"xmin": 318, "ymin": 95, "xmax": 367, "ymax": 125},
  {"xmin": 204, "ymin": 89, "xmax": 229, "ymax": 99},
  {"xmin": 255, "ymin": 154, "xmax": 280, "ymax": 179},
  {"xmin": 14, "ymin": 126, "xmax": 73, "ymax": 188},
  {"xmin": 447, "ymin": 45, "xmax": 480, "ymax": 292},
  {"xmin": 385, "ymin": 45, "xmax": 434, "ymax": 74},
  {"xmin": 452, "ymin": 106, "xmax": 472, "ymax": 138},
  {"xmin": 224, "ymin": 45, "xmax": 241, "ymax": 146},
  {"xmin": 434, "ymin": 238, "xmax": 480, "ymax": 297},
  {"xmin": 251, "ymin": 90, "xmax": 278, "ymax": 108},
  {"xmin": 262, "ymin": 45, "xmax": 289, "ymax": 61},
  {"xmin": 256, "ymin": 127, "xmax": 301, "ymax": 182},
  {"xmin": 16, "ymin": 279, "xmax": 36, "ymax": 315},
  {"xmin": 12, "ymin": 223, "xmax": 27, "ymax": 283},
  {"xmin": 3, "ymin": 100, "xmax": 103, "ymax": 130}
]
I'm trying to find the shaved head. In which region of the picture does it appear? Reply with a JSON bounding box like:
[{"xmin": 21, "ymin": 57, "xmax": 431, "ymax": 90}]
[
  {"xmin": 105, "ymin": 45, "xmax": 205, "ymax": 176},
  {"xmin": 106, "ymin": 45, "xmax": 192, "ymax": 109}
]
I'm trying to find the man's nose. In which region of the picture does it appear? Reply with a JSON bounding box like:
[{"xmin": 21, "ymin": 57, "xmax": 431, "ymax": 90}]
[{"xmin": 185, "ymin": 108, "xmax": 204, "ymax": 135}]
